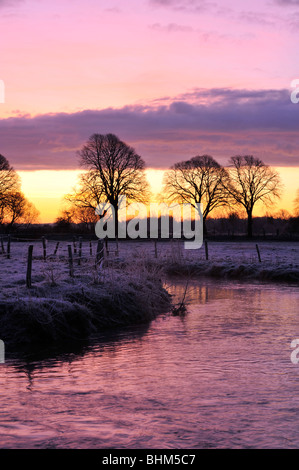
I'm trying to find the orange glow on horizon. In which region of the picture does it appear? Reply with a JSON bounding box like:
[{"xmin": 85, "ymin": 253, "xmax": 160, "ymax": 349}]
[{"xmin": 18, "ymin": 167, "xmax": 298, "ymax": 223}]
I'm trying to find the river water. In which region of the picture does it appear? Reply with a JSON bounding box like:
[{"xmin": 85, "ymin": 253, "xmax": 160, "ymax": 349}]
[{"xmin": 0, "ymin": 279, "xmax": 299, "ymax": 449}]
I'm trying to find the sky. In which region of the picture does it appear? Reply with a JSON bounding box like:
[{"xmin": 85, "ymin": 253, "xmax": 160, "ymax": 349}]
[{"xmin": 0, "ymin": 0, "xmax": 299, "ymax": 221}]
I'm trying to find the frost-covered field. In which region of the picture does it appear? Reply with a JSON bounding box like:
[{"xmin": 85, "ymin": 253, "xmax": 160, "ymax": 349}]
[
  {"xmin": 0, "ymin": 238, "xmax": 298, "ymax": 348},
  {"xmin": 0, "ymin": 239, "xmax": 173, "ymax": 348},
  {"xmin": 164, "ymin": 240, "xmax": 299, "ymax": 283},
  {"xmin": 0, "ymin": 239, "xmax": 298, "ymax": 294}
]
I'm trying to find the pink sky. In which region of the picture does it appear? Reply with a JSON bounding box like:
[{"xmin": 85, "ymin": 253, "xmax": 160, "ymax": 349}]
[
  {"xmin": 0, "ymin": 0, "xmax": 299, "ymax": 220},
  {"xmin": 1, "ymin": 0, "xmax": 298, "ymax": 117}
]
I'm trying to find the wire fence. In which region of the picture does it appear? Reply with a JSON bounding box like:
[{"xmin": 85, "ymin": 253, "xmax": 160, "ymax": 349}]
[
  {"xmin": 1, "ymin": 235, "xmax": 297, "ymax": 263},
  {"xmin": 0, "ymin": 237, "xmax": 165, "ymax": 288}
]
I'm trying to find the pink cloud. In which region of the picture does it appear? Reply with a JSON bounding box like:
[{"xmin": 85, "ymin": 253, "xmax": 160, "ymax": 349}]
[{"xmin": 0, "ymin": 88, "xmax": 298, "ymax": 170}]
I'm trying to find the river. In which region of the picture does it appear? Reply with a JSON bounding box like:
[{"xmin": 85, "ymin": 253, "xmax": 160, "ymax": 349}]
[{"xmin": 0, "ymin": 278, "xmax": 299, "ymax": 448}]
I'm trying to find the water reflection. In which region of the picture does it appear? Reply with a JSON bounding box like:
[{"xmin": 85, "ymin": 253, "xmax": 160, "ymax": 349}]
[
  {"xmin": 0, "ymin": 279, "xmax": 299, "ymax": 448},
  {"xmin": 7, "ymin": 322, "xmax": 152, "ymax": 379},
  {"xmin": 166, "ymin": 278, "xmax": 298, "ymax": 330}
]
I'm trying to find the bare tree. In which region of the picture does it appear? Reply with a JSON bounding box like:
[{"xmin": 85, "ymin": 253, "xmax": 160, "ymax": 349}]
[
  {"xmin": 54, "ymin": 209, "xmax": 76, "ymax": 232},
  {"xmin": 275, "ymin": 209, "xmax": 290, "ymax": 220},
  {"xmin": 1, "ymin": 191, "xmax": 39, "ymax": 229},
  {"xmin": 0, "ymin": 155, "xmax": 39, "ymax": 229},
  {"xmin": 72, "ymin": 206, "xmax": 99, "ymax": 231},
  {"xmin": 21, "ymin": 200, "xmax": 40, "ymax": 226},
  {"xmin": 55, "ymin": 206, "xmax": 99, "ymax": 232},
  {"xmin": 66, "ymin": 171, "xmax": 106, "ymax": 213},
  {"xmin": 66, "ymin": 134, "xmax": 150, "ymax": 236},
  {"xmin": 0, "ymin": 154, "xmax": 21, "ymax": 211},
  {"xmin": 294, "ymin": 189, "xmax": 299, "ymax": 217},
  {"xmin": 162, "ymin": 155, "xmax": 230, "ymax": 234},
  {"xmin": 225, "ymin": 155, "xmax": 282, "ymax": 238}
]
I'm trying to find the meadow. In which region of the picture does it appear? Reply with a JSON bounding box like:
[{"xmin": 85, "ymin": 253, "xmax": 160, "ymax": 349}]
[{"xmin": 0, "ymin": 238, "xmax": 298, "ymax": 350}]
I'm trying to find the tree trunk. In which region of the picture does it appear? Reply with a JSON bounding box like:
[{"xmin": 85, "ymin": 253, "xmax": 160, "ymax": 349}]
[
  {"xmin": 247, "ymin": 210, "xmax": 253, "ymax": 238},
  {"xmin": 113, "ymin": 203, "xmax": 119, "ymax": 239},
  {"xmin": 203, "ymin": 218, "xmax": 207, "ymax": 238}
]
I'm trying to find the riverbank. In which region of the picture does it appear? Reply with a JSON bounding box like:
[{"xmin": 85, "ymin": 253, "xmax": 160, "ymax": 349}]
[
  {"xmin": 163, "ymin": 259, "xmax": 299, "ymax": 283},
  {"xmin": 1, "ymin": 279, "xmax": 299, "ymax": 448},
  {"xmin": 0, "ymin": 265, "xmax": 171, "ymax": 348},
  {"xmin": 0, "ymin": 240, "xmax": 298, "ymax": 349}
]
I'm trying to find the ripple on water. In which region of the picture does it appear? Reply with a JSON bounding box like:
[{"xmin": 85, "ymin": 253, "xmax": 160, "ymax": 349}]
[{"xmin": 0, "ymin": 279, "xmax": 299, "ymax": 448}]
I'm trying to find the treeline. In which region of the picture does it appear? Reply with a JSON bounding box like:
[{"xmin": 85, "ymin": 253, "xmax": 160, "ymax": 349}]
[
  {"xmin": 2, "ymin": 213, "xmax": 298, "ymax": 241},
  {"xmin": 0, "ymin": 154, "xmax": 39, "ymax": 231},
  {"xmin": 1, "ymin": 133, "xmax": 299, "ymax": 240},
  {"xmin": 61, "ymin": 133, "xmax": 296, "ymax": 239}
]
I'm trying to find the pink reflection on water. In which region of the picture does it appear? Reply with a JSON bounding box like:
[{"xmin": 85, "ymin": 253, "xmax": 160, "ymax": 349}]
[{"xmin": 0, "ymin": 280, "xmax": 299, "ymax": 448}]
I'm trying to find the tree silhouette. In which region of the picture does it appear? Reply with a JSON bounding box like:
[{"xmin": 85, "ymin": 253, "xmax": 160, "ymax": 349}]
[
  {"xmin": 294, "ymin": 189, "xmax": 299, "ymax": 217},
  {"xmin": 66, "ymin": 134, "xmax": 150, "ymax": 236},
  {"xmin": 0, "ymin": 154, "xmax": 20, "ymax": 211},
  {"xmin": 2, "ymin": 191, "xmax": 39, "ymax": 229},
  {"xmin": 225, "ymin": 155, "xmax": 282, "ymax": 238},
  {"xmin": 162, "ymin": 155, "xmax": 230, "ymax": 235},
  {"xmin": 0, "ymin": 155, "xmax": 39, "ymax": 229}
]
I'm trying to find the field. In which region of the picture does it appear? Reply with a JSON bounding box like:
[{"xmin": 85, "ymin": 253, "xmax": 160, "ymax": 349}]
[
  {"xmin": 1, "ymin": 237, "xmax": 299, "ymax": 296},
  {"xmin": 0, "ymin": 238, "xmax": 298, "ymax": 350}
]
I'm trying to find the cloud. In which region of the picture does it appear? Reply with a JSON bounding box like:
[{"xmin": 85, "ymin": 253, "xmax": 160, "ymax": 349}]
[
  {"xmin": 0, "ymin": 88, "xmax": 298, "ymax": 171},
  {"xmin": 238, "ymin": 11, "xmax": 276, "ymax": 26},
  {"xmin": 0, "ymin": 0, "xmax": 23, "ymax": 7},
  {"xmin": 148, "ymin": 1, "xmax": 287, "ymax": 32},
  {"xmin": 275, "ymin": 0, "xmax": 299, "ymax": 4},
  {"xmin": 149, "ymin": 0, "xmax": 214, "ymax": 12},
  {"xmin": 149, "ymin": 22, "xmax": 194, "ymax": 32}
]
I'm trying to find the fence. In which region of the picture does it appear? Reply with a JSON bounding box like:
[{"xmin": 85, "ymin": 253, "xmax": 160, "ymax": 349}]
[
  {"xmin": 0, "ymin": 235, "xmax": 270, "ymax": 289},
  {"xmin": 0, "ymin": 236, "xmax": 168, "ymax": 288}
]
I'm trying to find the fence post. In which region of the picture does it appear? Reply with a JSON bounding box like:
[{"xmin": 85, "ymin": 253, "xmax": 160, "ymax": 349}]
[
  {"xmin": 89, "ymin": 240, "xmax": 92, "ymax": 256},
  {"xmin": 256, "ymin": 244, "xmax": 262, "ymax": 263},
  {"xmin": 204, "ymin": 240, "xmax": 209, "ymax": 261},
  {"xmin": 78, "ymin": 237, "xmax": 82, "ymax": 265},
  {"xmin": 68, "ymin": 245, "xmax": 74, "ymax": 277},
  {"xmin": 73, "ymin": 236, "xmax": 77, "ymax": 255},
  {"xmin": 26, "ymin": 245, "xmax": 33, "ymax": 288},
  {"xmin": 54, "ymin": 242, "xmax": 60, "ymax": 255},
  {"xmin": 0, "ymin": 237, "xmax": 4, "ymax": 255},
  {"xmin": 7, "ymin": 235, "xmax": 11, "ymax": 259},
  {"xmin": 96, "ymin": 239, "xmax": 104, "ymax": 265},
  {"xmin": 42, "ymin": 236, "xmax": 46, "ymax": 261}
]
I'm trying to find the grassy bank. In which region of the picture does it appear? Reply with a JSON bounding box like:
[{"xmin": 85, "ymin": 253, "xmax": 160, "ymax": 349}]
[
  {"xmin": 1, "ymin": 239, "xmax": 298, "ymax": 350},
  {"xmin": 163, "ymin": 259, "xmax": 299, "ymax": 283},
  {"xmin": 0, "ymin": 264, "xmax": 171, "ymax": 348}
]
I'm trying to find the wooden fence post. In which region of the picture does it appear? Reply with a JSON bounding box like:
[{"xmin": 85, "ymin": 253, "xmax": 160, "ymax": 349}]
[
  {"xmin": 204, "ymin": 240, "xmax": 209, "ymax": 261},
  {"xmin": 96, "ymin": 239, "xmax": 104, "ymax": 265},
  {"xmin": 7, "ymin": 235, "xmax": 11, "ymax": 259},
  {"xmin": 26, "ymin": 245, "xmax": 33, "ymax": 288},
  {"xmin": 78, "ymin": 237, "xmax": 82, "ymax": 265},
  {"xmin": 68, "ymin": 245, "xmax": 74, "ymax": 277},
  {"xmin": 256, "ymin": 244, "xmax": 262, "ymax": 263},
  {"xmin": 0, "ymin": 237, "xmax": 4, "ymax": 255},
  {"xmin": 73, "ymin": 236, "xmax": 77, "ymax": 255},
  {"xmin": 42, "ymin": 236, "xmax": 46, "ymax": 260},
  {"xmin": 54, "ymin": 242, "xmax": 60, "ymax": 255}
]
